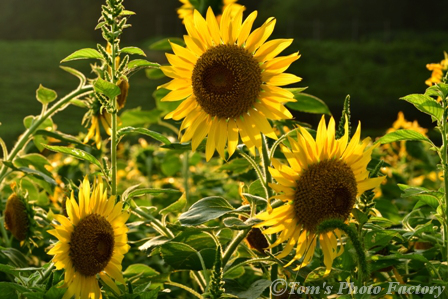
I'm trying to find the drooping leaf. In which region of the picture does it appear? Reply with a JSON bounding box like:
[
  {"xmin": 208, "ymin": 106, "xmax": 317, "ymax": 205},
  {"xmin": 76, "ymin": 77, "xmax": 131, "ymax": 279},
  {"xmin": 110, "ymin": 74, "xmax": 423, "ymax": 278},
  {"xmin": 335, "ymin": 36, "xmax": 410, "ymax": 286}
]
[
  {"xmin": 125, "ymin": 188, "xmax": 180, "ymax": 201},
  {"xmin": 61, "ymin": 48, "xmax": 103, "ymax": 62},
  {"xmin": 160, "ymin": 193, "xmax": 187, "ymax": 215},
  {"xmin": 123, "ymin": 264, "xmax": 159, "ymax": 278},
  {"xmin": 43, "ymin": 145, "xmax": 102, "ymax": 169},
  {"xmin": 160, "ymin": 242, "xmax": 215, "ymax": 270},
  {"xmin": 17, "ymin": 167, "xmax": 57, "ymax": 185},
  {"xmin": 36, "ymin": 84, "xmax": 57, "ymax": 104},
  {"xmin": 376, "ymin": 130, "xmax": 432, "ymax": 145},
  {"xmin": 127, "ymin": 59, "xmax": 160, "ymax": 70},
  {"xmin": 34, "ymin": 130, "xmax": 84, "ymax": 146},
  {"xmin": 117, "ymin": 126, "xmax": 171, "ymax": 145},
  {"xmin": 400, "ymin": 94, "xmax": 443, "ymax": 121},
  {"xmin": 94, "ymin": 77, "xmax": 121, "ymax": 99},
  {"xmin": 120, "ymin": 46, "xmax": 146, "ymax": 56},
  {"xmin": 286, "ymin": 91, "xmax": 331, "ymax": 115},
  {"xmin": 119, "ymin": 108, "xmax": 162, "ymax": 127},
  {"xmin": 179, "ymin": 196, "xmax": 236, "ymax": 226}
]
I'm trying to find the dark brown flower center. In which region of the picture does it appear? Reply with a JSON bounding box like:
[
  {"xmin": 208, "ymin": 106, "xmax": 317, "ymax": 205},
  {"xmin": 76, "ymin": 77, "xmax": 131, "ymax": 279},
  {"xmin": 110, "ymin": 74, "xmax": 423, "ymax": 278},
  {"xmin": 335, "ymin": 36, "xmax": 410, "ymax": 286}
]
[
  {"xmin": 70, "ymin": 213, "xmax": 114, "ymax": 277},
  {"xmin": 192, "ymin": 44, "xmax": 262, "ymax": 119},
  {"xmin": 4, "ymin": 194, "xmax": 29, "ymax": 241},
  {"xmin": 293, "ymin": 159, "xmax": 357, "ymax": 232}
]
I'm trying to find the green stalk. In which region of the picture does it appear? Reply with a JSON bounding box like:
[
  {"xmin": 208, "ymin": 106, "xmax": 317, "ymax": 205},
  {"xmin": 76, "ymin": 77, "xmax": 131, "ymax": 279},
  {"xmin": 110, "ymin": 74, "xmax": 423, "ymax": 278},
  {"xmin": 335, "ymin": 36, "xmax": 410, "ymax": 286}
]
[
  {"xmin": 182, "ymin": 151, "xmax": 190, "ymax": 202},
  {"xmin": 441, "ymin": 99, "xmax": 448, "ymax": 282},
  {"xmin": 0, "ymin": 86, "xmax": 93, "ymax": 187},
  {"xmin": 261, "ymin": 135, "xmax": 279, "ymax": 298},
  {"xmin": 222, "ymin": 228, "xmax": 251, "ymax": 266},
  {"xmin": 166, "ymin": 281, "xmax": 202, "ymax": 298},
  {"xmin": 132, "ymin": 207, "xmax": 175, "ymax": 239},
  {"xmin": 111, "ymin": 110, "xmax": 118, "ymax": 196}
]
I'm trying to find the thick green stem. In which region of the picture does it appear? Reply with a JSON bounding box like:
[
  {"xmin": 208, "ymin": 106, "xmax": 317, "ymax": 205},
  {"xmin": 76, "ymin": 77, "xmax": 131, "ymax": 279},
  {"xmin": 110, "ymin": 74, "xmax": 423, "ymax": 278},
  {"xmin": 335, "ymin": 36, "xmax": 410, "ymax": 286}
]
[
  {"xmin": 441, "ymin": 100, "xmax": 448, "ymax": 280},
  {"xmin": 182, "ymin": 151, "xmax": 190, "ymax": 203},
  {"xmin": 222, "ymin": 228, "xmax": 251, "ymax": 266},
  {"xmin": 111, "ymin": 110, "xmax": 118, "ymax": 196},
  {"xmin": 0, "ymin": 86, "xmax": 93, "ymax": 187}
]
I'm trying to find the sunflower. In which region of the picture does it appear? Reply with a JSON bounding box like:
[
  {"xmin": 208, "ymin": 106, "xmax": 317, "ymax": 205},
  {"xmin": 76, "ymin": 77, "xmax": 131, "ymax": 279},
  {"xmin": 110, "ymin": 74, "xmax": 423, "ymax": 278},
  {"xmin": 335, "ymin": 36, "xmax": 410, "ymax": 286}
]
[
  {"xmin": 160, "ymin": 5, "xmax": 300, "ymax": 160},
  {"xmin": 425, "ymin": 52, "xmax": 448, "ymax": 87},
  {"xmin": 177, "ymin": 0, "xmax": 243, "ymax": 23},
  {"xmin": 253, "ymin": 116, "xmax": 385, "ymax": 275},
  {"xmin": 48, "ymin": 177, "xmax": 130, "ymax": 298},
  {"xmin": 4, "ymin": 193, "xmax": 29, "ymax": 242}
]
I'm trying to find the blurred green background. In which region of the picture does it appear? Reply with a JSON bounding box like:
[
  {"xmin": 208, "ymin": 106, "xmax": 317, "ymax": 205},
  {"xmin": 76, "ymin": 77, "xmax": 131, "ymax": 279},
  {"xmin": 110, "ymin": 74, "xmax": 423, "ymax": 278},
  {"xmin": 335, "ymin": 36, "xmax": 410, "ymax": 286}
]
[{"xmin": 1, "ymin": 0, "xmax": 448, "ymax": 149}]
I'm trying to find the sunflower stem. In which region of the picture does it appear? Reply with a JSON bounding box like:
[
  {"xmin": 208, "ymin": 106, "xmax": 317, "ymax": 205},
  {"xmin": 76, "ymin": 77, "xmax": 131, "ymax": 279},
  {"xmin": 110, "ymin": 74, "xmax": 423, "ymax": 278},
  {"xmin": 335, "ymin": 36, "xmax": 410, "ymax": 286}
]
[
  {"xmin": 222, "ymin": 228, "xmax": 251, "ymax": 266},
  {"xmin": 317, "ymin": 219, "xmax": 369, "ymax": 285},
  {"xmin": 132, "ymin": 207, "xmax": 175, "ymax": 239},
  {"xmin": 237, "ymin": 147, "xmax": 268, "ymax": 197},
  {"xmin": 440, "ymin": 95, "xmax": 448, "ymax": 279},
  {"xmin": 182, "ymin": 151, "xmax": 190, "ymax": 203},
  {"xmin": 110, "ymin": 110, "xmax": 118, "ymax": 196},
  {"xmin": 166, "ymin": 281, "xmax": 202, "ymax": 298},
  {"xmin": 0, "ymin": 86, "xmax": 93, "ymax": 188},
  {"xmin": 261, "ymin": 134, "xmax": 273, "ymax": 198},
  {"xmin": 35, "ymin": 262, "xmax": 54, "ymax": 285}
]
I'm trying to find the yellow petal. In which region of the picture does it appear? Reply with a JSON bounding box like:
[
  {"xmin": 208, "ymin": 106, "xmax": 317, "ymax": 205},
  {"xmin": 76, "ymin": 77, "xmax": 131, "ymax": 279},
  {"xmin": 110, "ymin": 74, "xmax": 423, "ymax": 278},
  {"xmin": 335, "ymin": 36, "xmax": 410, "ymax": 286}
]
[
  {"xmin": 254, "ymin": 39, "xmax": 293, "ymax": 62},
  {"xmin": 237, "ymin": 11, "xmax": 258, "ymax": 46}
]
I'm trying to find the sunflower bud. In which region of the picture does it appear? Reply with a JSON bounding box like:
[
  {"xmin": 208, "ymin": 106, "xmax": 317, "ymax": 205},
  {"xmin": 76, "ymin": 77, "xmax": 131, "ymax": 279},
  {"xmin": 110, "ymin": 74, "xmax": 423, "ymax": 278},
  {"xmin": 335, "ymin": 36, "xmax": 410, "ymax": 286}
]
[
  {"xmin": 117, "ymin": 78, "xmax": 129, "ymax": 110},
  {"xmin": 4, "ymin": 193, "xmax": 29, "ymax": 241}
]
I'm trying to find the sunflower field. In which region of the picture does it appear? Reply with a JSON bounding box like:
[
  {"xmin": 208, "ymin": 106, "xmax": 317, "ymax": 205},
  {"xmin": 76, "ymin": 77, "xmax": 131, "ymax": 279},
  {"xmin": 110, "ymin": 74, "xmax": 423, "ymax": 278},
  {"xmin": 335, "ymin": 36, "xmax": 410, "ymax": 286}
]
[{"xmin": 1, "ymin": 0, "xmax": 448, "ymax": 298}]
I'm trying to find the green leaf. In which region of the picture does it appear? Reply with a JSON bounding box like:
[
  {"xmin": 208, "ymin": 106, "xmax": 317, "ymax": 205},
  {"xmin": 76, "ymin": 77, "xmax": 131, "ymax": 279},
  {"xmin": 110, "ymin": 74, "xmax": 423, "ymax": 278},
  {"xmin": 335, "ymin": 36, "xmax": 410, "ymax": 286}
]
[
  {"xmin": 160, "ymin": 242, "xmax": 215, "ymax": 270},
  {"xmin": 61, "ymin": 48, "xmax": 103, "ymax": 62},
  {"xmin": 161, "ymin": 154, "xmax": 182, "ymax": 176},
  {"xmin": 123, "ymin": 264, "xmax": 159, "ymax": 278},
  {"xmin": 376, "ymin": 129, "xmax": 432, "ymax": 145},
  {"xmin": 286, "ymin": 91, "xmax": 331, "ymax": 115},
  {"xmin": 0, "ymin": 282, "xmax": 30, "ymax": 295},
  {"xmin": 400, "ymin": 94, "xmax": 443, "ymax": 121},
  {"xmin": 36, "ymin": 84, "xmax": 57, "ymax": 104},
  {"xmin": 172, "ymin": 229, "xmax": 216, "ymax": 250},
  {"xmin": 117, "ymin": 126, "xmax": 171, "ymax": 145},
  {"xmin": 223, "ymin": 217, "xmax": 252, "ymax": 230},
  {"xmin": 160, "ymin": 193, "xmax": 187, "ymax": 215},
  {"xmin": 120, "ymin": 46, "xmax": 146, "ymax": 56},
  {"xmin": 120, "ymin": 108, "xmax": 162, "ymax": 127},
  {"xmin": 126, "ymin": 188, "xmax": 180, "ymax": 200},
  {"xmin": 365, "ymin": 230, "xmax": 400, "ymax": 251},
  {"xmin": 219, "ymin": 158, "xmax": 253, "ymax": 174},
  {"xmin": 17, "ymin": 167, "xmax": 56, "ymax": 185},
  {"xmin": 23, "ymin": 116, "xmax": 53, "ymax": 130},
  {"xmin": 94, "ymin": 77, "xmax": 121, "ymax": 99},
  {"xmin": 43, "ymin": 145, "xmax": 102, "ymax": 169},
  {"xmin": 179, "ymin": 196, "xmax": 236, "ymax": 226},
  {"xmin": 127, "ymin": 59, "xmax": 160, "ymax": 70},
  {"xmin": 149, "ymin": 37, "xmax": 185, "ymax": 50},
  {"xmin": 232, "ymin": 279, "xmax": 272, "ymax": 299},
  {"xmin": 34, "ymin": 130, "xmax": 84, "ymax": 146}
]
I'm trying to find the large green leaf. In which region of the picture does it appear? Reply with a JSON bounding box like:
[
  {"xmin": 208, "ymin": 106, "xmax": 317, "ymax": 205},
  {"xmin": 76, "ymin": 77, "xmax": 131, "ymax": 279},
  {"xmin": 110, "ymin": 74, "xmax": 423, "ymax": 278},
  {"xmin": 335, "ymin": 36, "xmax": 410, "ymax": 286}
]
[
  {"xmin": 94, "ymin": 78, "xmax": 121, "ymax": 99},
  {"xmin": 286, "ymin": 90, "xmax": 331, "ymax": 115},
  {"xmin": 117, "ymin": 126, "xmax": 171, "ymax": 145},
  {"xmin": 36, "ymin": 84, "xmax": 57, "ymax": 104},
  {"xmin": 376, "ymin": 129, "xmax": 432, "ymax": 145},
  {"xmin": 61, "ymin": 48, "xmax": 103, "ymax": 62},
  {"xmin": 179, "ymin": 196, "xmax": 235, "ymax": 226},
  {"xmin": 43, "ymin": 145, "xmax": 102, "ymax": 169},
  {"xmin": 231, "ymin": 279, "xmax": 272, "ymax": 299},
  {"xmin": 123, "ymin": 264, "xmax": 159, "ymax": 278},
  {"xmin": 119, "ymin": 108, "xmax": 162, "ymax": 127},
  {"xmin": 160, "ymin": 242, "xmax": 215, "ymax": 270},
  {"xmin": 400, "ymin": 94, "xmax": 443, "ymax": 121},
  {"xmin": 160, "ymin": 193, "xmax": 187, "ymax": 216},
  {"xmin": 120, "ymin": 46, "xmax": 146, "ymax": 56}
]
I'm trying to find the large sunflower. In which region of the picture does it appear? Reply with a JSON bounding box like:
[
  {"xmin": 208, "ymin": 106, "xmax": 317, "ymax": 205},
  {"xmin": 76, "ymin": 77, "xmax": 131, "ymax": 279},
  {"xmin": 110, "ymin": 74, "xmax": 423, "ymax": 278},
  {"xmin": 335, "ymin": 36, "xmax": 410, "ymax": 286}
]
[
  {"xmin": 160, "ymin": 5, "xmax": 301, "ymax": 160},
  {"xmin": 177, "ymin": 0, "xmax": 243, "ymax": 23},
  {"xmin": 254, "ymin": 116, "xmax": 384, "ymax": 275},
  {"xmin": 48, "ymin": 177, "xmax": 130, "ymax": 298}
]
